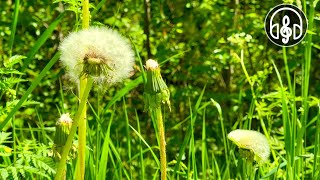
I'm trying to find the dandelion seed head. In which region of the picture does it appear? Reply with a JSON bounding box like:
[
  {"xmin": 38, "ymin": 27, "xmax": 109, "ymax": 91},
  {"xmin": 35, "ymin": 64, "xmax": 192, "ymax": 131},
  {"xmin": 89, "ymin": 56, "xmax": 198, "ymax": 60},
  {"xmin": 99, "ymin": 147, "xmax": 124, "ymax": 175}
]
[
  {"xmin": 59, "ymin": 27, "xmax": 135, "ymax": 86},
  {"xmin": 228, "ymin": 129, "xmax": 270, "ymax": 163}
]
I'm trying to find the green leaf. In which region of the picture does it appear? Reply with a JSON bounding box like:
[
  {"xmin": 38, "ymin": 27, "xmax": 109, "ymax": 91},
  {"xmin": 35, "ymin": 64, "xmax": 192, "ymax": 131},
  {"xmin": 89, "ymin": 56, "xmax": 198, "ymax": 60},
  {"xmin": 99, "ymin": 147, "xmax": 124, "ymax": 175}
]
[
  {"xmin": 0, "ymin": 77, "xmax": 27, "ymax": 91},
  {"xmin": 0, "ymin": 145, "xmax": 12, "ymax": 156},
  {"xmin": 0, "ymin": 132, "xmax": 11, "ymax": 144},
  {"xmin": 0, "ymin": 69, "xmax": 24, "ymax": 75},
  {"xmin": 105, "ymin": 76, "xmax": 143, "ymax": 110},
  {"xmin": 97, "ymin": 106, "xmax": 114, "ymax": 180},
  {"xmin": 8, "ymin": 0, "xmax": 20, "ymax": 56},
  {"xmin": 0, "ymin": 53, "xmax": 60, "ymax": 130},
  {"xmin": 4, "ymin": 55, "xmax": 26, "ymax": 68},
  {"xmin": 0, "ymin": 168, "xmax": 9, "ymax": 180},
  {"xmin": 21, "ymin": 13, "xmax": 65, "ymax": 71},
  {"xmin": 6, "ymin": 100, "xmax": 40, "ymax": 108}
]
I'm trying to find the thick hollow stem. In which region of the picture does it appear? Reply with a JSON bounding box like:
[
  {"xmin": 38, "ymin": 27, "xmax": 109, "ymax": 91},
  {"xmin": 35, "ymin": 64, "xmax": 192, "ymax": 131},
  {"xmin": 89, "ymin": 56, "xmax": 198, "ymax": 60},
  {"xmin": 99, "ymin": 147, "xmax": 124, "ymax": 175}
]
[
  {"xmin": 82, "ymin": 0, "xmax": 90, "ymax": 29},
  {"xmin": 156, "ymin": 107, "xmax": 166, "ymax": 180},
  {"xmin": 77, "ymin": 0, "xmax": 90, "ymax": 179},
  {"xmin": 54, "ymin": 78, "xmax": 93, "ymax": 180},
  {"xmin": 78, "ymin": 77, "xmax": 87, "ymax": 180}
]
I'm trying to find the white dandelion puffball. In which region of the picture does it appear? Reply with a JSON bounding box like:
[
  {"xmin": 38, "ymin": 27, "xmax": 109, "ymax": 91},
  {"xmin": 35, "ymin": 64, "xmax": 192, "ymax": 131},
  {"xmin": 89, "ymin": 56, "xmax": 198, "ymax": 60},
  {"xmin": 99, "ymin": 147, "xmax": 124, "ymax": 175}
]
[
  {"xmin": 59, "ymin": 27, "xmax": 134, "ymax": 85},
  {"xmin": 228, "ymin": 129, "xmax": 270, "ymax": 163}
]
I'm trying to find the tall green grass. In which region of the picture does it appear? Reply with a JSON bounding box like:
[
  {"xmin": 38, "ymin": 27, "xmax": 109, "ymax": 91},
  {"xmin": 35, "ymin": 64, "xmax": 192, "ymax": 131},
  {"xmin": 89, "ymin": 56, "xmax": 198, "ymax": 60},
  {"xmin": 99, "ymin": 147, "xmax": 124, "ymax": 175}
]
[{"xmin": 2, "ymin": 0, "xmax": 319, "ymax": 180}]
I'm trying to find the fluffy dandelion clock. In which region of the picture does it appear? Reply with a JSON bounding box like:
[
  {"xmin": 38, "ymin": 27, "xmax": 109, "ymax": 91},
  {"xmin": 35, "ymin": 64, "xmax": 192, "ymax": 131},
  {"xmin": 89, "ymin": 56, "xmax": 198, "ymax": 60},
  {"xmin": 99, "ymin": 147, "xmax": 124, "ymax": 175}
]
[
  {"xmin": 228, "ymin": 129, "xmax": 270, "ymax": 163},
  {"xmin": 59, "ymin": 27, "xmax": 135, "ymax": 85}
]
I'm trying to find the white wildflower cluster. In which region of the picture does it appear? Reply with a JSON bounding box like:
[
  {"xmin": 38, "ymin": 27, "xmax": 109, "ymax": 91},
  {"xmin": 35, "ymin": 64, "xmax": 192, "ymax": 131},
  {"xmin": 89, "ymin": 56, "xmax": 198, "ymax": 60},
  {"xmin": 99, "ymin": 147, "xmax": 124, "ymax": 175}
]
[
  {"xmin": 228, "ymin": 129, "xmax": 270, "ymax": 163},
  {"xmin": 59, "ymin": 27, "xmax": 134, "ymax": 86}
]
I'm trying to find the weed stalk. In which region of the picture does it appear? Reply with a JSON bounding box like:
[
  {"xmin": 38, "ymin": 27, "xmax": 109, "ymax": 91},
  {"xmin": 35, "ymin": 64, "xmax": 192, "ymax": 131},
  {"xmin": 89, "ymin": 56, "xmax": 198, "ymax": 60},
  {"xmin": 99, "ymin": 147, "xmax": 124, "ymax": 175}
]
[
  {"xmin": 77, "ymin": 0, "xmax": 90, "ymax": 179},
  {"xmin": 54, "ymin": 78, "xmax": 93, "ymax": 180},
  {"xmin": 144, "ymin": 59, "xmax": 170, "ymax": 180}
]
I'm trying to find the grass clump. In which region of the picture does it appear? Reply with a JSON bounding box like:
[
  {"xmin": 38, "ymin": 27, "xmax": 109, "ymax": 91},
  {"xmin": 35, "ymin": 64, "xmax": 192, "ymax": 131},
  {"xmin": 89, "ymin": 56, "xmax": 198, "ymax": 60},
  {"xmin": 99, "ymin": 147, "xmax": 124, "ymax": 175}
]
[{"xmin": 0, "ymin": 0, "xmax": 319, "ymax": 179}]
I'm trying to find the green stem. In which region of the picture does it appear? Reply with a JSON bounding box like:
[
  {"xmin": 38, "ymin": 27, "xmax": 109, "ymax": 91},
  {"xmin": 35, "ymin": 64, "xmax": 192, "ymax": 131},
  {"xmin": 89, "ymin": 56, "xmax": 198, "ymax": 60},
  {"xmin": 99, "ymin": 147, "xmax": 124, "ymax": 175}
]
[
  {"xmin": 239, "ymin": 50, "xmax": 278, "ymax": 164},
  {"xmin": 9, "ymin": 0, "xmax": 20, "ymax": 57},
  {"xmin": 156, "ymin": 107, "xmax": 166, "ymax": 180},
  {"xmin": 298, "ymin": 1, "xmax": 315, "ymax": 177},
  {"xmin": 239, "ymin": 49, "xmax": 253, "ymax": 87},
  {"xmin": 282, "ymin": 47, "xmax": 292, "ymax": 94},
  {"xmin": 54, "ymin": 78, "xmax": 93, "ymax": 180},
  {"xmin": 313, "ymin": 104, "xmax": 320, "ymax": 178},
  {"xmin": 77, "ymin": 1, "xmax": 90, "ymax": 179},
  {"xmin": 247, "ymin": 161, "xmax": 254, "ymax": 180},
  {"xmin": 82, "ymin": 0, "xmax": 90, "ymax": 29},
  {"xmin": 283, "ymin": 46, "xmax": 297, "ymax": 177},
  {"xmin": 210, "ymin": 99, "xmax": 229, "ymax": 178},
  {"xmin": 78, "ymin": 77, "xmax": 87, "ymax": 180}
]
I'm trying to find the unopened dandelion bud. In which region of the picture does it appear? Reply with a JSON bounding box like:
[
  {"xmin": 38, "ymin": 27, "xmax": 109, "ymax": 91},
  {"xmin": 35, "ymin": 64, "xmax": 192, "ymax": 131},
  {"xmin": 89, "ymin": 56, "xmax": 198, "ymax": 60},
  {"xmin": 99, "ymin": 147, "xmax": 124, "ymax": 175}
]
[
  {"xmin": 53, "ymin": 113, "xmax": 73, "ymax": 162},
  {"xmin": 54, "ymin": 113, "xmax": 73, "ymax": 147},
  {"xmin": 228, "ymin": 129, "xmax": 270, "ymax": 163},
  {"xmin": 144, "ymin": 59, "xmax": 170, "ymax": 111}
]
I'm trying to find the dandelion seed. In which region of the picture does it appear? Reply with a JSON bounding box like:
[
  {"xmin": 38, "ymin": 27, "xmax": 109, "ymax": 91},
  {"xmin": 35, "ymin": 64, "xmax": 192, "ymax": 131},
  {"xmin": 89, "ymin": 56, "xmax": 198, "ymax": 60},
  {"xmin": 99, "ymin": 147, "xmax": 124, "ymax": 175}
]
[
  {"xmin": 228, "ymin": 129, "xmax": 270, "ymax": 163},
  {"xmin": 59, "ymin": 27, "xmax": 135, "ymax": 86}
]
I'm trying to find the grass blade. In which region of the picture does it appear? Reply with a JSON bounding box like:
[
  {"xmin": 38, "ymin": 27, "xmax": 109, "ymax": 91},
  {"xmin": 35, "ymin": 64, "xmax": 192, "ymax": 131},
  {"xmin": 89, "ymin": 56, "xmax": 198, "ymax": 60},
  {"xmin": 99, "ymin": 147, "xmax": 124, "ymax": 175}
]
[
  {"xmin": 97, "ymin": 106, "xmax": 114, "ymax": 180},
  {"xmin": 0, "ymin": 53, "xmax": 60, "ymax": 130},
  {"xmin": 105, "ymin": 76, "xmax": 143, "ymax": 111},
  {"xmin": 21, "ymin": 13, "xmax": 65, "ymax": 71},
  {"xmin": 9, "ymin": 0, "xmax": 20, "ymax": 56}
]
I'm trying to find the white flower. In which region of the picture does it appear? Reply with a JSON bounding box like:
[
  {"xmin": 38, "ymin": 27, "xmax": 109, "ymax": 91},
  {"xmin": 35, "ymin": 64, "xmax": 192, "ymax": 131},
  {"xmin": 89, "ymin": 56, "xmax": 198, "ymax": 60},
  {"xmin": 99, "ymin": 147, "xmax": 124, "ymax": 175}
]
[
  {"xmin": 59, "ymin": 27, "xmax": 135, "ymax": 85},
  {"xmin": 228, "ymin": 129, "xmax": 270, "ymax": 163}
]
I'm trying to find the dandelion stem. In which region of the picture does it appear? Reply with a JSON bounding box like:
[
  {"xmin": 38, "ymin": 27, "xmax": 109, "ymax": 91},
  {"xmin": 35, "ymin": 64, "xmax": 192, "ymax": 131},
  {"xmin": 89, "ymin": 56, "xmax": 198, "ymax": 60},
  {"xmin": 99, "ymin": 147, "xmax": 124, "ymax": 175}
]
[
  {"xmin": 78, "ymin": 76, "xmax": 87, "ymax": 180},
  {"xmin": 54, "ymin": 78, "xmax": 93, "ymax": 180},
  {"xmin": 82, "ymin": 0, "xmax": 90, "ymax": 29},
  {"xmin": 77, "ymin": 1, "xmax": 90, "ymax": 179},
  {"xmin": 156, "ymin": 107, "xmax": 167, "ymax": 180},
  {"xmin": 144, "ymin": 59, "xmax": 169, "ymax": 179},
  {"xmin": 246, "ymin": 160, "xmax": 254, "ymax": 180}
]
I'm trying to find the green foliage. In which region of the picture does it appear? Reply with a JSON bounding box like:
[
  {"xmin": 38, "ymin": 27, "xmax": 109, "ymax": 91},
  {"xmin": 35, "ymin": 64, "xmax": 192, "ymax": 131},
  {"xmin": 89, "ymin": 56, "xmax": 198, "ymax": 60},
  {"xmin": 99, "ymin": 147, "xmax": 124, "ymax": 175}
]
[
  {"xmin": 0, "ymin": 132, "xmax": 12, "ymax": 157},
  {"xmin": 53, "ymin": 0, "xmax": 82, "ymax": 14},
  {"xmin": 1, "ymin": 0, "xmax": 320, "ymax": 179},
  {"xmin": 0, "ymin": 55, "xmax": 29, "ymax": 130},
  {"xmin": 0, "ymin": 133, "xmax": 55, "ymax": 180},
  {"xmin": 0, "ymin": 55, "xmax": 25, "ymax": 93},
  {"xmin": 3, "ymin": 55, "xmax": 26, "ymax": 69}
]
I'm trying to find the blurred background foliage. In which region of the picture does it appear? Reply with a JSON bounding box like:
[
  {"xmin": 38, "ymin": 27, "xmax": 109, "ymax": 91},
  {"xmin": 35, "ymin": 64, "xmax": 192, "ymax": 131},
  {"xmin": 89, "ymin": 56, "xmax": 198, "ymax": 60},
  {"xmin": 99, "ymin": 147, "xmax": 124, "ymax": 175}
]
[{"xmin": 0, "ymin": 0, "xmax": 320, "ymax": 179}]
